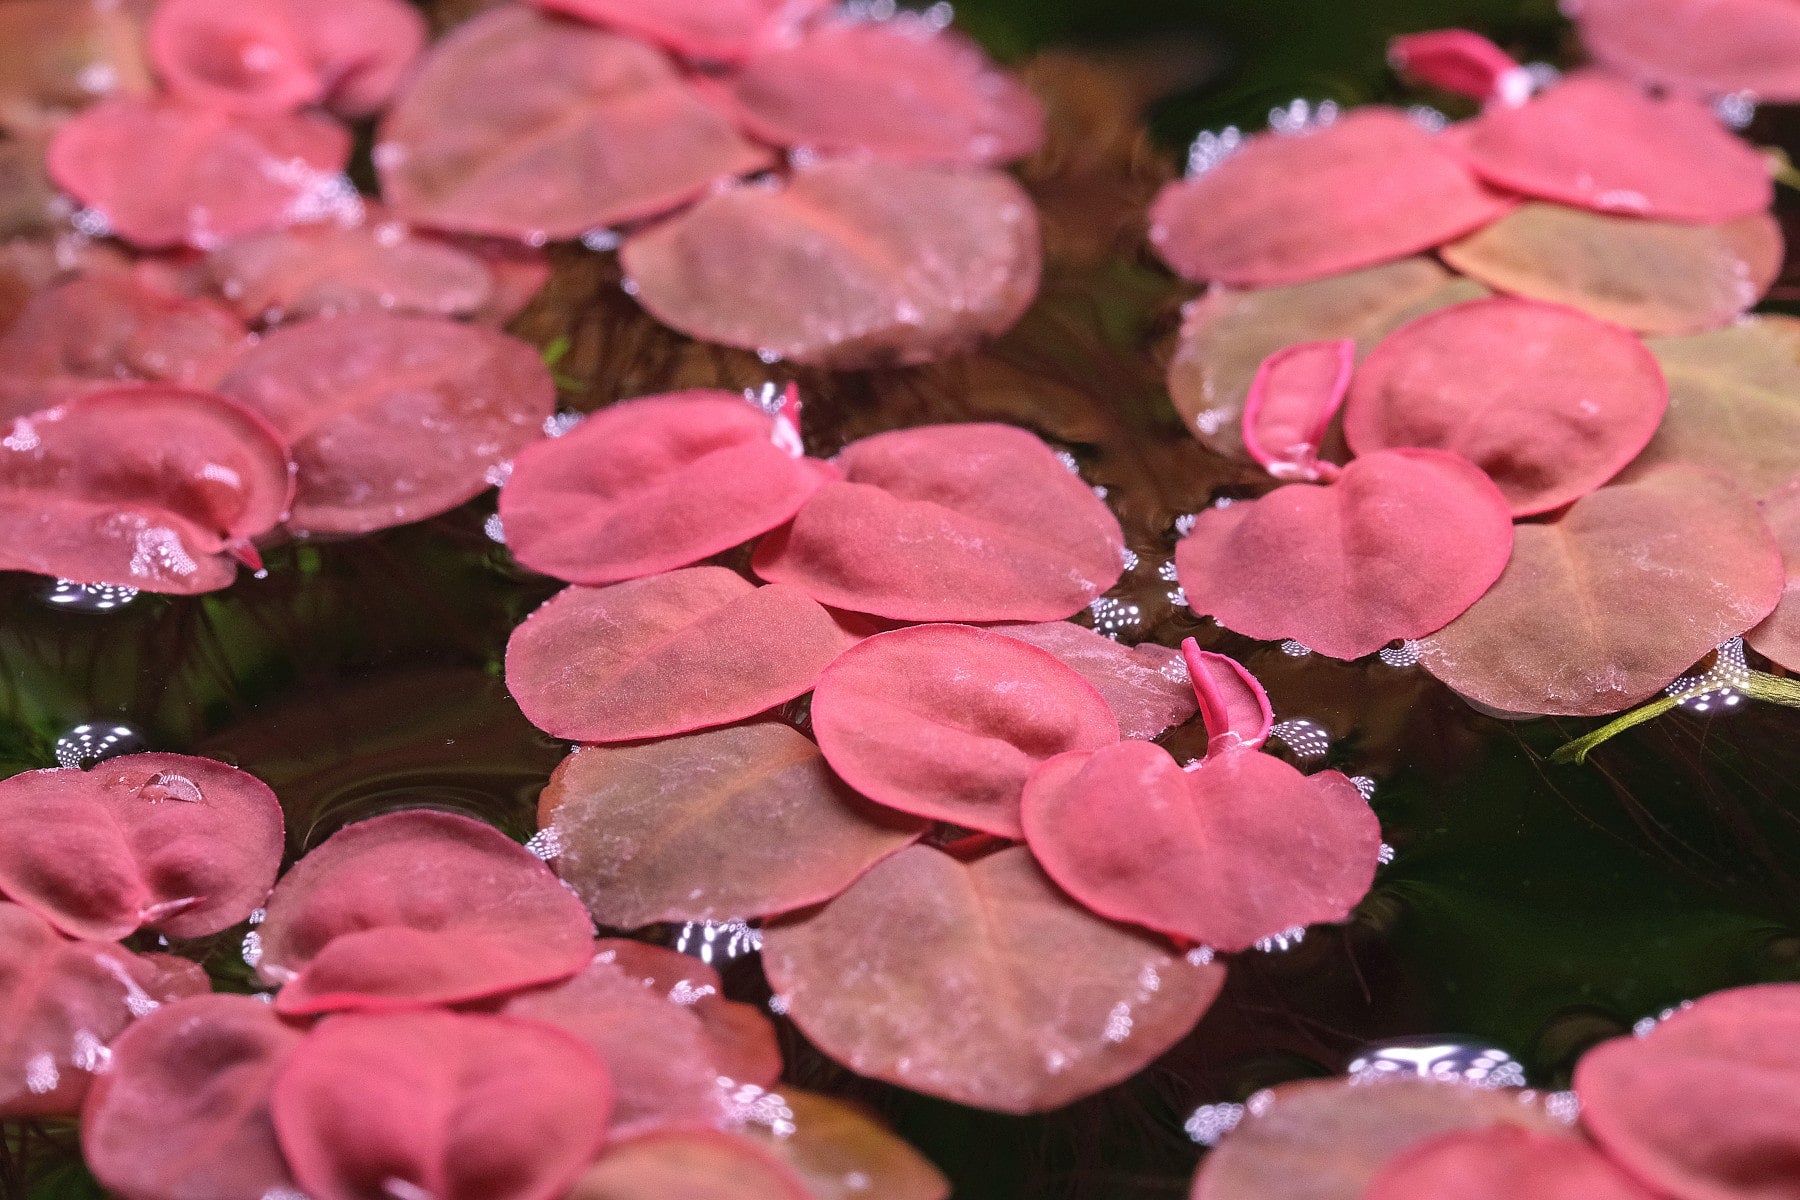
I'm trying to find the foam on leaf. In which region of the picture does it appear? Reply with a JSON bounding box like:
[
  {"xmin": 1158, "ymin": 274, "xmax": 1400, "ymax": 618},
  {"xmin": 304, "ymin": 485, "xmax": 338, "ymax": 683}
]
[
  {"xmin": 1364, "ymin": 1125, "xmax": 1658, "ymax": 1200},
  {"xmin": 1175, "ymin": 449, "xmax": 1515, "ymax": 661},
  {"xmin": 762, "ymin": 845, "xmax": 1227, "ymax": 1114},
  {"xmin": 1418, "ymin": 466, "xmax": 1784, "ymax": 716},
  {"xmin": 506, "ymin": 568, "xmax": 863, "ymax": 743},
  {"xmin": 567, "ymin": 1128, "xmax": 811, "ymax": 1200},
  {"xmin": 218, "ymin": 312, "xmax": 554, "ymax": 535},
  {"xmin": 533, "ymin": 0, "xmax": 828, "ymax": 63},
  {"xmin": 742, "ymin": 1090, "xmax": 951, "ymax": 1200},
  {"xmin": 256, "ymin": 809, "xmax": 597, "ymax": 1014},
  {"xmin": 1568, "ymin": 0, "xmax": 1800, "ymax": 101},
  {"xmin": 754, "ymin": 423, "xmax": 1125, "ymax": 622},
  {"xmin": 1747, "ymin": 480, "xmax": 1800, "ymax": 672},
  {"xmin": 989, "ymin": 622, "xmax": 1198, "ymax": 740},
  {"xmin": 1241, "ymin": 339, "xmax": 1353, "ymax": 482},
  {"xmin": 1344, "ymin": 298, "xmax": 1668, "ymax": 515}
]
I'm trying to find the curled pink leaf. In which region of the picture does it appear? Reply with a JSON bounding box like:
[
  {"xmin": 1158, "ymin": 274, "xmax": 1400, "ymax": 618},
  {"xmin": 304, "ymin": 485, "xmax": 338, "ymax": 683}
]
[
  {"xmin": 1389, "ymin": 30, "xmax": 1532, "ymax": 105},
  {"xmin": 990, "ymin": 622, "xmax": 1198, "ymax": 740},
  {"xmin": 532, "ymin": 0, "xmax": 829, "ymax": 64},
  {"xmin": 1365, "ymin": 1125, "xmax": 1660, "ymax": 1200},
  {"xmin": 1182, "ymin": 640, "xmax": 1273, "ymax": 752},
  {"xmin": 1240, "ymin": 338, "xmax": 1353, "ymax": 482},
  {"xmin": 1568, "ymin": 0, "xmax": 1800, "ymax": 101}
]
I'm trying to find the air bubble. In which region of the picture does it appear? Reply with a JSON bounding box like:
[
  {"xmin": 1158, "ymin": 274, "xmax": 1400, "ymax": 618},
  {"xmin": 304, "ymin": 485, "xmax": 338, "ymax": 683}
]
[
  {"xmin": 673, "ymin": 918, "xmax": 761, "ymax": 965},
  {"xmin": 1184, "ymin": 1101, "xmax": 1245, "ymax": 1145},
  {"xmin": 1269, "ymin": 719, "xmax": 1330, "ymax": 761},
  {"xmin": 38, "ymin": 579, "xmax": 139, "ymax": 613},
  {"xmin": 1348, "ymin": 1037, "xmax": 1527, "ymax": 1089},
  {"xmin": 54, "ymin": 722, "xmax": 147, "ymax": 769}
]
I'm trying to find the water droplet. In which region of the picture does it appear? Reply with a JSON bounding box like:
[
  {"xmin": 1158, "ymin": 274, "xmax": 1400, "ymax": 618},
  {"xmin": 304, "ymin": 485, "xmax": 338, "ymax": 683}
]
[
  {"xmin": 1253, "ymin": 925, "xmax": 1307, "ymax": 953},
  {"xmin": 242, "ymin": 930, "xmax": 264, "ymax": 968},
  {"xmin": 1377, "ymin": 841, "xmax": 1396, "ymax": 865},
  {"xmin": 673, "ymin": 919, "xmax": 761, "ymax": 964},
  {"xmin": 524, "ymin": 828, "xmax": 564, "ymax": 861},
  {"xmin": 1352, "ymin": 776, "xmax": 1378, "ymax": 801},
  {"xmin": 1378, "ymin": 640, "xmax": 1421, "ymax": 667},
  {"xmin": 1269, "ymin": 719, "xmax": 1330, "ymax": 762},
  {"xmin": 38, "ymin": 578, "xmax": 139, "ymax": 613},
  {"xmin": 579, "ymin": 228, "xmax": 621, "ymax": 252},
  {"xmin": 1348, "ymin": 1037, "xmax": 1527, "ymax": 1088},
  {"xmin": 54, "ymin": 722, "xmax": 147, "ymax": 769},
  {"xmin": 544, "ymin": 411, "xmax": 584, "ymax": 438},
  {"xmin": 1545, "ymin": 1090, "xmax": 1581, "ymax": 1123},
  {"xmin": 1186, "ymin": 126, "xmax": 1243, "ymax": 176},
  {"xmin": 1279, "ymin": 640, "xmax": 1312, "ymax": 657},
  {"xmin": 483, "ymin": 513, "xmax": 506, "ymax": 544},
  {"xmin": 139, "ymin": 771, "xmax": 202, "ymax": 803},
  {"xmin": 1087, "ymin": 597, "xmax": 1144, "ymax": 640},
  {"xmin": 1184, "ymin": 1101, "xmax": 1246, "ymax": 1145},
  {"xmin": 1669, "ymin": 637, "xmax": 1750, "ymax": 712}
]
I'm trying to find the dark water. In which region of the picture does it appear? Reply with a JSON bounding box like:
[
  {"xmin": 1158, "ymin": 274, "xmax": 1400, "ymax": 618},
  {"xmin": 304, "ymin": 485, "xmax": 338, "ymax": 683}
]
[{"xmin": 6, "ymin": 1, "xmax": 1800, "ymax": 1196}]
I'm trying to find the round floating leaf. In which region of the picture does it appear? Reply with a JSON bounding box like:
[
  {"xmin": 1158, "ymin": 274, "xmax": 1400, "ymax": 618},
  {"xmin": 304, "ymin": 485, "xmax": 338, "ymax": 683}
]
[
  {"xmin": 763, "ymin": 845, "xmax": 1226, "ymax": 1114},
  {"xmin": 0, "ymin": 900, "xmax": 209, "ymax": 1118},
  {"xmin": 595, "ymin": 939, "xmax": 782, "ymax": 1088},
  {"xmin": 499, "ymin": 390, "xmax": 835, "ymax": 586},
  {"xmin": 990, "ymin": 622, "xmax": 1197, "ymax": 740},
  {"xmin": 46, "ymin": 97, "xmax": 352, "ymax": 250},
  {"xmin": 376, "ymin": 7, "xmax": 771, "ymax": 241},
  {"xmin": 1748, "ymin": 480, "xmax": 1800, "ymax": 672},
  {"xmin": 505, "ymin": 567, "xmax": 863, "ymax": 743},
  {"xmin": 1344, "ymin": 298, "xmax": 1668, "ymax": 515},
  {"xmin": 1388, "ymin": 30, "xmax": 1530, "ymax": 104},
  {"xmin": 810, "ymin": 625, "xmax": 1119, "ymax": 837},
  {"xmin": 1449, "ymin": 71, "xmax": 1772, "ymax": 222},
  {"xmin": 722, "ymin": 17, "xmax": 1044, "ymax": 165},
  {"xmin": 82, "ymin": 993, "xmax": 304, "ymax": 1200},
  {"xmin": 0, "ymin": 275, "xmax": 250, "ymax": 421},
  {"xmin": 1241, "ymin": 339, "xmax": 1353, "ymax": 482},
  {"xmin": 620, "ymin": 159, "xmax": 1041, "ymax": 368},
  {"xmin": 567, "ymin": 1128, "xmax": 810, "ymax": 1200},
  {"xmin": 753, "ymin": 423, "xmax": 1125, "ymax": 622},
  {"xmin": 287, "ymin": 0, "xmax": 424, "ymax": 117},
  {"xmin": 0, "ymin": 752, "xmax": 283, "ymax": 942},
  {"xmin": 1441, "ymin": 203, "xmax": 1782, "ymax": 336},
  {"xmin": 272, "ymin": 1010, "xmax": 612, "ymax": 1200},
  {"xmin": 256, "ymin": 809, "xmax": 596, "ymax": 1014},
  {"xmin": 539, "ymin": 722, "xmax": 924, "ymax": 927},
  {"xmin": 533, "ymin": 0, "xmax": 828, "ymax": 63},
  {"xmin": 1175, "ymin": 449, "xmax": 1515, "ymax": 661},
  {"xmin": 743, "ymin": 1090, "xmax": 951, "ymax": 1200},
  {"xmin": 1568, "ymin": 0, "xmax": 1800, "ymax": 101},
  {"xmin": 218, "ymin": 312, "xmax": 553, "ymax": 535},
  {"xmin": 1148, "ymin": 109, "xmax": 1513, "ymax": 287},
  {"xmin": 1168, "ymin": 257, "xmax": 1487, "ymax": 460},
  {"xmin": 1022, "ymin": 741, "xmax": 1379, "ymax": 952},
  {"xmin": 1185, "ymin": 641, "xmax": 1273, "ymax": 751},
  {"xmin": 1418, "ymin": 466, "xmax": 1784, "ymax": 716},
  {"xmin": 1574, "ymin": 984, "xmax": 1800, "ymax": 1200},
  {"xmin": 1189, "ymin": 1077, "xmax": 1567, "ymax": 1200},
  {"xmin": 1365, "ymin": 1125, "xmax": 1661, "ymax": 1200}
]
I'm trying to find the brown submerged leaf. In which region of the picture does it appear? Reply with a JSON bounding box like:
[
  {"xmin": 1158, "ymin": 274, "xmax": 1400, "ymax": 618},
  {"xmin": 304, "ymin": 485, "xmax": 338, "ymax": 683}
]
[{"xmin": 742, "ymin": 1090, "xmax": 950, "ymax": 1200}]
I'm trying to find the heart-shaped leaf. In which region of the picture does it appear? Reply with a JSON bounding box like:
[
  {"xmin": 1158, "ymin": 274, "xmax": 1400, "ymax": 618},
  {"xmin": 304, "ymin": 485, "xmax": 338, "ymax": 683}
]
[
  {"xmin": 1389, "ymin": 30, "xmax": 1530, "ymax": 104},
  {"xmin": 81, "ymin": 993, "xmax": 304, "ymax": 1200},
  {"xmin": 1175, "ymin": 449, "xmax": 1515, "ymax": 660},
  {"xmin": 500, "ymin": 390, "xmax": 836, "ymax": 586},
  {"xmin": 1185, "ymin": 641, "xmax": 1273, "ymax": 751},
  {"xmin": 753, "ymin": 423, "xmax": 1125, "ymax": 622},
  {"xmin": 567, "ymin": 1128, "xmax": 811, "ymax": 1200},
  {"xmin": 255, "ymin": 809, "xmax": 596, "ymax": 1014},
  {"xmin": 1449, "ymin": 71, "xmax": 1772, "ymax": 222},
  {"xmin": 506, "ymin": 567, "xmax": 864, "ymax": 743},
  {"xmin": 538, "ymin": 722, "xmax": 924, "ymax": 927},
  {"xmin": 620, "ymin": 159, "xmax": 1042, "ymax": 368},
  {"xmin": 0, "ymin": 0, "xmax": 154, "ymax": 138},
  {"xmin": 1241, "ymin": 339, "xmax": 1353, "ymax": 482},
  {"xmin": 1748, "ymin": 480, "xmax": 1800, "ymax": 672},
  {"xmin": 1573, "ymin": 984, "xmax": 1800, "ymax": 1200},
  {"xmin": 1168, "ymin": 257, "xmax": 1487, "ymax": 460},
  {"xmin": 376, "ymin": 7, "xmax": 771, "ymax": 241},
  {"xmin": 218, "ymin": 312, "xmax": 553, "ymax": 535},
  {"xmin": 1365, "ymin": 1126, "xmax": 1660, "ymax": 1200},
  {"xmin": 290, "ymin": 0, "xmax": 425, "ymax": 117},
  {"xmin": 810, "ymin": 624, "xmax": 1120, "ymax": 837},
  {"xmin": 533, "ymin": 0, "xmax": 828, "ymax": 63},
  {"xmin": 1568, "ymin": 0, "xmax": 1800, "ymax": 101},
  {"xmin": 272, "ymin": 1010, "xmax": 612, "ymax": 1200},
  {"xmin": 1149, "ymin": 108, "xmax": 1513, "ymax": 287},
  {"xmin": 742, "ymin": 1089, "xmax": 951, "ymax": 1200},
  {"xmin": 763, "ymin": 845, "xmax": 1226, "ymax": 1114},
  {"xmin": 47, "ymin": 97, "xmax": 352, "ymax": 250},
  {"xmin": 721, "ymin": 16, "xmax": 1045, "ymax": 165},
  {"xmin": 1441, "ymin": 203, "xmax": 1783, "ymax": 336},
  {"xmin": 990, "ymin": 622, "xmax": 1197, "ymax": 740},
  {"xmin": 0, "ymin": 751, "xmax": 284, "ymax": 941},
  {"xmin": 595, "ymin": 939, "xmax": 782, "ymax": 1087},
  {"xmin": 1418, "ymin": 466, "xmax": 1784, "ymax": 716},
  {"xmin": 1344, "ymin": 298, "xmax": 1668, "ymax": 515}
]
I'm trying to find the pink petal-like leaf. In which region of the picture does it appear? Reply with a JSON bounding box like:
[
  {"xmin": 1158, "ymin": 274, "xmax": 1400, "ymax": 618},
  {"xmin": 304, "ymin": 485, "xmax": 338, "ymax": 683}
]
[
  {"xmin": 272, "ymin": 1010, "xmax": 612, "ymax": 1200},
  {"xmin": 743, "ymin": 1090, "xmax": 950, "ymax": 1200},
  {"xmin": 1388, "ymin": 30, "xmax": 1531, "ymax": 104},
  {"xmin": 505, "ymin": 567, "xmax": 864, "ymax": 743},
  {"xmin": 82, "ymin": 993, "xmax": 304, "ymax": 1200},
  {"xmin": 595, "ymin": 939, "xmax": 782, "ymax": 1088},
  {"xmin": 1240, "ymin": 338, "xmax": 1353, "ymax": 482},
  {"xmin": 1748, "ymin": 479, "xmax": 1800, "ymax": 672},
  {"xmin": 1568, "ymin": 0, "xmax": 1800, "ymax": 102},
  {"xmin": 532, "ymin": 0, "xmax": 828, "ymax": 63},
  {"xmin": 1344, "ymin": 298, "xmax": 1668, "ymax": 515},
  {"xmin": 754, "ymin": 423, "xmax": 1125, "ymax": 622},
  {"xmin": 567, "ymin": 1128, "xmax": 811, "ymax": 1200},
  {"xmin": 1366, "ymin": 1125, "xmax": 1661, "ymax": 1200},
  {"xmin": 1183, "ymin": 640, "xmax": 1273, "ymax": 752},
  {"xmin": 376, "ymin": 7, "xmax": 772, "ymax": 241},
  {"xmin": 217, "ymin": 312, "xmax": 554, "ymax": 535},
  {"xmin": 1175, "ymin": 448, "xmax": 1515, "ymax": 660},
  {"xmin": 1418, "ymin": 466, "xmax": 1784, "ymax": 716},
  {"xmin": 148, "ymin": 0, "xmax": 325, "ymax": 114},
  {"xmin": 256, "ymin": 809, "xmax": 596, "ymax": 1014},
  {"xmin": 1149, "ymin": 108, "xmax": 1514, "ymax": 287},
  {"xmin": 990, "ymin": 622, "xmax": 1198, "ymax": 740},
  {"xmin": 296, "ymin": 0, "xmax": 426, "ymax": 117}
]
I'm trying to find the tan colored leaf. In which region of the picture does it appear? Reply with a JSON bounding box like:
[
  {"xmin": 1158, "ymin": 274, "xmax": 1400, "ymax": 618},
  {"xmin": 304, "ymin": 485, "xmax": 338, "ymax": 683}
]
[{"xmin": 743, "ymin": 1090, "xmax": 950, "ymax": 1200}]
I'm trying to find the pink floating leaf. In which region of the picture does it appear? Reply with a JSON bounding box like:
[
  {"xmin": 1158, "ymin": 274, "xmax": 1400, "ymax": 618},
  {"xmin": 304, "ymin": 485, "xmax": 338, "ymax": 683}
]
[
  {"xmin": 499, "ymin": 390, "xmax": 836, "ymax": 586},
  {"xmin": 534, "ymin": 0, "xmax": 830, "ymax": 64},
  {"xmin": 620, "ymin": 159, "xmax": 1042, "ymax": 368},
  {"xmin": 0, "ymin": 275, "xmax": 250, "ymax": 421},
  {"xmin": 722, "ymin": 16, "xmax": 1045, "ymax": 165},
  {"xmin": 506, "ymin": 567, "xmax": 863, "ymax": 744},
  {"xmin": 1449, "ymin": 71, "xmax": 1772, "ymax": 222},
  {"xmin": 763, "ymin": 845, "xmax": 1226, "ymax": 1114},
  {"xmin": 272, "ymin": 1010, "xmax": 612, "ymax": 1200},
  {"xmin": 1149, "ymin": 108, "xmax": 1514, "ymax": 287},
  {"xmin": 218, "ymin": 312, "xmax": 554, "ymax": 535},
  {"xmin": 754, "ymin": 423, "xmax": 1125, "ymax": 622},
  {"xmin": 1183, "ymin": 640, "xmax": 1273, "ymax": 752},
  {"xmin": 296, "ymin": 0, "xmax": 427, "ymax": 118},
  {"xmin": 0, "ymin": 385, "xmax": 292, "ymax": 593},
  {"xmin": 0, "ymin": 752, "xmax": 283, "ymax": 942},
  {"xmin": 148, "ymin": 0, "xmax": 325, "ymax": 115},
  {"xmin": 1175, "ymin": 448, "xmax": 1514, "ymax": 661},
  {"xmin": 82, "ymin": 994, "xmax": 304, "ymax": 1200},
  {"xmin": 376, "ymin": 7, "xmax": 771, "ymax": 242},
  {"xmin": 1748, "ymin": 479, "xmax": 1800, "ymax": 672},
  {"xmin": 1344, "ymin": 298, "xmax": 1668, "ymax": 515},
  {"xmin": 990, "ymin": 622, "xmax": 1198, "ymax": 740},
  {"xmin": 1418, "ymin": 466, "xmax": 1784, "ymax": 716},
  {"xmin": 1574, "ymin": 984, "xmax": 1800, "ymax": 1200},
  {"xmin": 1568, "ymin": 0, "xmax": 1800, "ymax": 102},
  {"xmin": 255, "ymin": 809, "xmax": 596, "ymax": 1015},
  {"xmin": 567, "ymin": 1128, "xmax": 811, "ymax": 1200},
  {"xmin": 596, "ymin": 939, "xmax": 782, "ymax": 1088},
  {"xmin": 1240, "ymin": 339, "xmax": 1353, "ymax": 482},
  {"xmin": 1389, "ymin": 30, "xmax": 1532, "ymax": 105},
  {"xmin": 0, "ymin": 901, "xmax": 209, "ymax": 1118},
  {"xmin": 1022, "ymin": 740, "xmax": 1379, "ymax": 952},
  {"xmin": 743, "ymin": 1090, "xmax": 951, "ymax": 1200},
  {"xmin": 537, "ymin": 722, "xmax": 924, "ymax": 927},
  {"xmin": 1365, "ymin": 1125, "xmax": 1659, "ymax": 1200},
  {"xmin": 47, "ymin": 97, "xmax": 352, "ymax": 250},
  {"xmin": 810, "ymin": 625, "xmax": 1119, "ymax": 838}
]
